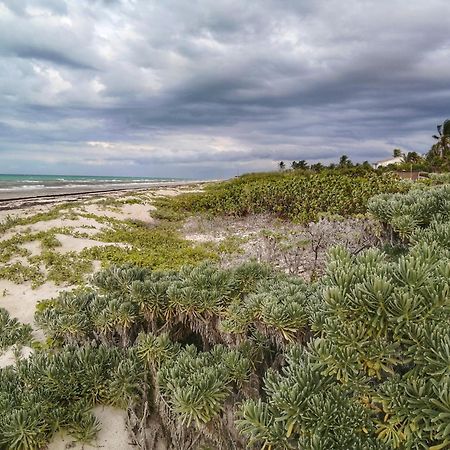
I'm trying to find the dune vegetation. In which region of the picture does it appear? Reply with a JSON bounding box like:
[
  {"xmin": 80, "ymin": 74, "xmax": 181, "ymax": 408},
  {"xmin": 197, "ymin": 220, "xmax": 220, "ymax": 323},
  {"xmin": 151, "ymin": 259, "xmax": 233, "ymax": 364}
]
[
  {"xmin": 0, "ymin": 200, "xmax": 221, "ymax": 289},
  {"xmin": 156, "ymin": 168, "xmax": 407, "ymax": 222},
  {"xmin": 1, "ymin": 170, "xmax": 450, "ymax": 449}
]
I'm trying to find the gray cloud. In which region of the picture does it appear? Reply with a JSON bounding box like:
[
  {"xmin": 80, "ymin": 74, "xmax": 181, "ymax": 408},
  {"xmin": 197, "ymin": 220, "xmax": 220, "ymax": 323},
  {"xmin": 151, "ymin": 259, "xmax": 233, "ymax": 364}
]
[
  {"xmin": 0, "ymin": 0, "xmax": 449, "ymax": 178},
  {"xmin": 10, "ymin": 46, "xmax": 96, "ymax": 70}
]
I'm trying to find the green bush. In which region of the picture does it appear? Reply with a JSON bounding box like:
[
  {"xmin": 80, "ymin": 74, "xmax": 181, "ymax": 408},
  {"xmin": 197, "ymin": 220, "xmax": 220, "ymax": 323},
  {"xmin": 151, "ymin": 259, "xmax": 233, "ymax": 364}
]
[
  {"xmin": 0, "ymin": 345, "xmax": 144, "ymax": 449},
  {"xmin": 160, "ymin": 169, "xmax": 406, "ymax": 222},
  {"xmin": 368, "ymin": 184, "xmax": 450, "ymax": 241},
  {"xmin": 0, "ymin": 308, "xmax": 33, "ymax": 350}
]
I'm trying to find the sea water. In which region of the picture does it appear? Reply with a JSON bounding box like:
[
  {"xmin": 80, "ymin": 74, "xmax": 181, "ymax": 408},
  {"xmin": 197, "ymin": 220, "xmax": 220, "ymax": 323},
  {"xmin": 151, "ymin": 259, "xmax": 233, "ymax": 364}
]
[{"xmin": 0, "ymin": 174, "xmax": 187, "ymax": 199}]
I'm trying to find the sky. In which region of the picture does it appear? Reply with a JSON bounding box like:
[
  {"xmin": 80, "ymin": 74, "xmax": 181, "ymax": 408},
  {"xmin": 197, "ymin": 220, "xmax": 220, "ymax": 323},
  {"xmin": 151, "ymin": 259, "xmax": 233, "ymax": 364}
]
[{"xmin": 1, "ymin": 0, "xmax": 449, "ymax": 179}]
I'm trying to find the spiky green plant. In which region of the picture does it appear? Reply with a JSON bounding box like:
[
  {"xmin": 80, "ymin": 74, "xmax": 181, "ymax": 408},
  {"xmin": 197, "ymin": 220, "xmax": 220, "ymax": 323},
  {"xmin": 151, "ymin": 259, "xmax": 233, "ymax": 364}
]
[
  {"xmin": 237, "ymin": 347, "xmax": 383, "ymax": 450},
  {"xmin": 0, "ymin": 345, "xmax": 145, "ymax": 449},
  {"xmin": 368, "ymin": 184, "xmax": 450, "ymax": 242},
  {"xmin": 0, "ymin": 308, "xmax": 33, "ymax": 350}
]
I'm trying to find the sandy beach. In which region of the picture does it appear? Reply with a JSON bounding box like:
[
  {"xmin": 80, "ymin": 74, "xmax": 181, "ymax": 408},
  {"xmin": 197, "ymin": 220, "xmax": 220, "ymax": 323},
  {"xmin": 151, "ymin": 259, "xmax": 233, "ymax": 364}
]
[{"xmin": 0, "ymin": 179, "xmax": 208, "ymax": 202}]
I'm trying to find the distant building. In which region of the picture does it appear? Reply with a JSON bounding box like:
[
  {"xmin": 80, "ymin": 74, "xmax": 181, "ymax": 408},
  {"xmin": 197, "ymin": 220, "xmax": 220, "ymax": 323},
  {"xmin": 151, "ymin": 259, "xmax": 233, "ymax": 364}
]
[{"xmin": 372, "ymin": 156, "xmax": 404, "ymax": 169}]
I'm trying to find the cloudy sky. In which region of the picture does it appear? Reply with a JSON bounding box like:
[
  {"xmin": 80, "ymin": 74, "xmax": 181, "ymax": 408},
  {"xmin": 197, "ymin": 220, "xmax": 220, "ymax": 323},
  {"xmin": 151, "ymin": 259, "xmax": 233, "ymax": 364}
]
[{"xmin": 1, "ymin": 0, "xmax": 449, "ymax": 179}]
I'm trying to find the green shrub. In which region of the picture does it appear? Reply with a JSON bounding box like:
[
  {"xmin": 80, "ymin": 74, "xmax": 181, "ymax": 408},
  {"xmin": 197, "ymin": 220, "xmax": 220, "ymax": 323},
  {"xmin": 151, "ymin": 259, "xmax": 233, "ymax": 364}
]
[
  {"xmin": 0, "ymin": 262, "xmax": 44, "ymax": 287},
  {"xmin": 2, "ymin": 179, "xmax": 450, "ymax": 449},
  {"xmin": 0, "ymin": 308, "xmax": 33, "ymax": 350},
  {"xmin": 0, "ymin": 345, "xmax": 144, "ymax": 449},
  {"xmin": 159, "ymin": 169, "xmax": 406, "ymax": 222},
  {"xmin": 368, "ymin": 184, "xmax": 450, "ymax": 241},
  {"xmin": 237, "ymin": 347, "xmax": 382, "ymax": 449}
]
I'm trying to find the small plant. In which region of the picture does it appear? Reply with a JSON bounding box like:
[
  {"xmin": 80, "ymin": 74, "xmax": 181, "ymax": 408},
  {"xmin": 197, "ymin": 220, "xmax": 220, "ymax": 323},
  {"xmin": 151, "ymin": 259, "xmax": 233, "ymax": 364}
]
[
  {"xmin": 0, "ymin": 262, "xmax": 45, "ymax": 287},
  {"xmin": 0, "ymin": 307, "xmax": 33, "ymax": 350}
]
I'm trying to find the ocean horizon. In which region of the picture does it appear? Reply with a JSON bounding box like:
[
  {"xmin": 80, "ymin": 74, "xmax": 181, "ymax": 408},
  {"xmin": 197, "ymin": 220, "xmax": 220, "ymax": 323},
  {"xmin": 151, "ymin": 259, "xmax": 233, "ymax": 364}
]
[
  {"xmin": 0, "ymin": 173, "xmax": 195, "ymax": 201},
  {"xmin": 0, "ymin": 173, "xmax": 188, "ymax": 192}
]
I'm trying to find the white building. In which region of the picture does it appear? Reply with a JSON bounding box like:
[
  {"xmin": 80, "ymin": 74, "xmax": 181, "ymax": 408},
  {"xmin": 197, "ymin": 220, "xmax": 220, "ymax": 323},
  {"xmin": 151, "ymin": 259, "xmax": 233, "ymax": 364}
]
[{"xmin": 372, "ymin": 156, "xmax": 404, "ymax": 169}]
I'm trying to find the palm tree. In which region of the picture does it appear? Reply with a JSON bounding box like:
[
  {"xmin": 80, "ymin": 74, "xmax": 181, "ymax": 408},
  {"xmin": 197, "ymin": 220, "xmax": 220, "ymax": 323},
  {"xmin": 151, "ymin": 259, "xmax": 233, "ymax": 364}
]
[
  {"xmin": 338, "ymin": 154, "xmax": 352, "ymax": 168},
  {"xmin": 392, "ymin": 148, "xmax": 403, "ymax": 158},
  {"xmin": 432, "ymin": 119, "xmax": 450, "ymax": 158},
  {"xmin": 404, "ymin": 151, "xmax": 422, "ymax": 163}
]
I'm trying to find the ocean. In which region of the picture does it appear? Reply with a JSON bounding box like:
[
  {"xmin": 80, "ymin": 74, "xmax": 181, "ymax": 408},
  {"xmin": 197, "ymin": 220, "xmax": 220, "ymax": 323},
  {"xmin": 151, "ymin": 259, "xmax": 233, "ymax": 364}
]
[{"xmin": 0, "ymin": 174, "xmax": 188, "ymax": 200}]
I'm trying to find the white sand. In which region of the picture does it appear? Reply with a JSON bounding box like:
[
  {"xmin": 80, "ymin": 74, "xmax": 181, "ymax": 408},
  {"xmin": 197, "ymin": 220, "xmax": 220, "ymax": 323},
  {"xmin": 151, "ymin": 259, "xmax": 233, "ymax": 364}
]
[
  {"xmin": 9, "ymin": 255, "xmax": 30, "ymax": 265},
  {"xmin": 0, "ymin": 279, "xmax": 64, "ymax": 325},
  {"xmin": 0, "ymin": 203, "xmax": 54, "ymax": 222},
  {"xmin": 0, "ymin": 216, "xmax": 108, "ymax": 243},
  {"xmin": 21, "ymin": 240, "xmax": 42, "ymax": 256},
  {"xmin": 48, "ymin": 406, "xmax": 135, "ymax": 450},
  {"xmin": 0, "ymin": 196, "xmax": 160, "ymax": 332},
  {"xmin": 153, "ymin": 188, "xmax": 182, "ymax": 197},
  {"xmin": 53, "ymin": 234, "xmax": 128, "ymax": 254},
  {"xmin": 14, "ymin": 216, "xmax": 107, "ymax": 234},
  {"xmin": 0, "ymin": 345, "xmax": 33, "ymax": 369},
  {"xmin": 72, "ymin": 225, "xmax": 102, "ymax": 236},
  {"xmin": 76, "ymin": 203, "xmax": 155, "ymax": 223},
  {"xmin": 184, "ymin": 232, "xmax": 224, "ymax": 243},
  {"xmin": 0, "ymin": 280, "xmax": 67, "ymax": 339}
]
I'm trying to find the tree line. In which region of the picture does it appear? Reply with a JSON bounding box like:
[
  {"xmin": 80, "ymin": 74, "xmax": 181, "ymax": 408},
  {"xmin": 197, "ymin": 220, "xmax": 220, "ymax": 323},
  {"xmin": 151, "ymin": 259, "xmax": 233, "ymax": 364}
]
[
  {"xmin": 278, "ymin": 154, "xmax": 372, "ymax": 172},
  {"xmin": 279, "ymin": 119, "xmax": 450, "ymax": 173}
]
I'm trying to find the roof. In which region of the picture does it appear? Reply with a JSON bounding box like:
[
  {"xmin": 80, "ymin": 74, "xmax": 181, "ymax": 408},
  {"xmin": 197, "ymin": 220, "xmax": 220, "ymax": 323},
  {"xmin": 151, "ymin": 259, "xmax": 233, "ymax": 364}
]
[{"xmin": 374, "ymin": 156, "xmax": 404, "ymax": 164}]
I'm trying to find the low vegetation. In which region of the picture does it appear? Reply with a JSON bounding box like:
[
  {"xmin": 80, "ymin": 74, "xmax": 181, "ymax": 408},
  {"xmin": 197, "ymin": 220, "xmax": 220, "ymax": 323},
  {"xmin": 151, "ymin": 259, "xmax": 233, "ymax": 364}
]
[
  {"xmin": 82, "ymin": 219, "xmax": 218, "ymax": 270},
  {"xmin": 0, "ymin": 205, "xmax": 223, "ymax": 288},
  {"xmin": 227, "ymin": 216, "xmax": 380, "ymax": 279},
  {"xmin": 1, "ymin": 178, "xmax": 450, "ymax": 449},
  {"xmin": 157, "ymin": 169, "xmax": 406, "ymax": 222},
  {"xmin": 0, "ymin": 308, "xmax": 33, "ymax": 351},
  {"xmin": 0, "ymin": 203, "xmax": 79, "ymax": 234}
]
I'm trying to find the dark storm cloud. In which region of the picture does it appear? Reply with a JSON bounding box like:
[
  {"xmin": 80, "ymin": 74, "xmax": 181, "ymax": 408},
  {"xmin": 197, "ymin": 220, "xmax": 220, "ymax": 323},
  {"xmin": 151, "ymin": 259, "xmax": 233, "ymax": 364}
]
[
  {"xmin": 6, "ymin": 45, "xmax": 96, "ymax": 69},
  {"xmin": 0, "ymin": 0, "xmax": 449, "ymax": 177}
]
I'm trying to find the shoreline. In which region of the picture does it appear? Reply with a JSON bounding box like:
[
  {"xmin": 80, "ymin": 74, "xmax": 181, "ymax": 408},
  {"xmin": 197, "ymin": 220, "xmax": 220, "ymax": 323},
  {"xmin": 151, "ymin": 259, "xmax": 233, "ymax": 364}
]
[{"xmin": 0, "ymin": 179, "xmax": 212, "ymax": 211}]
